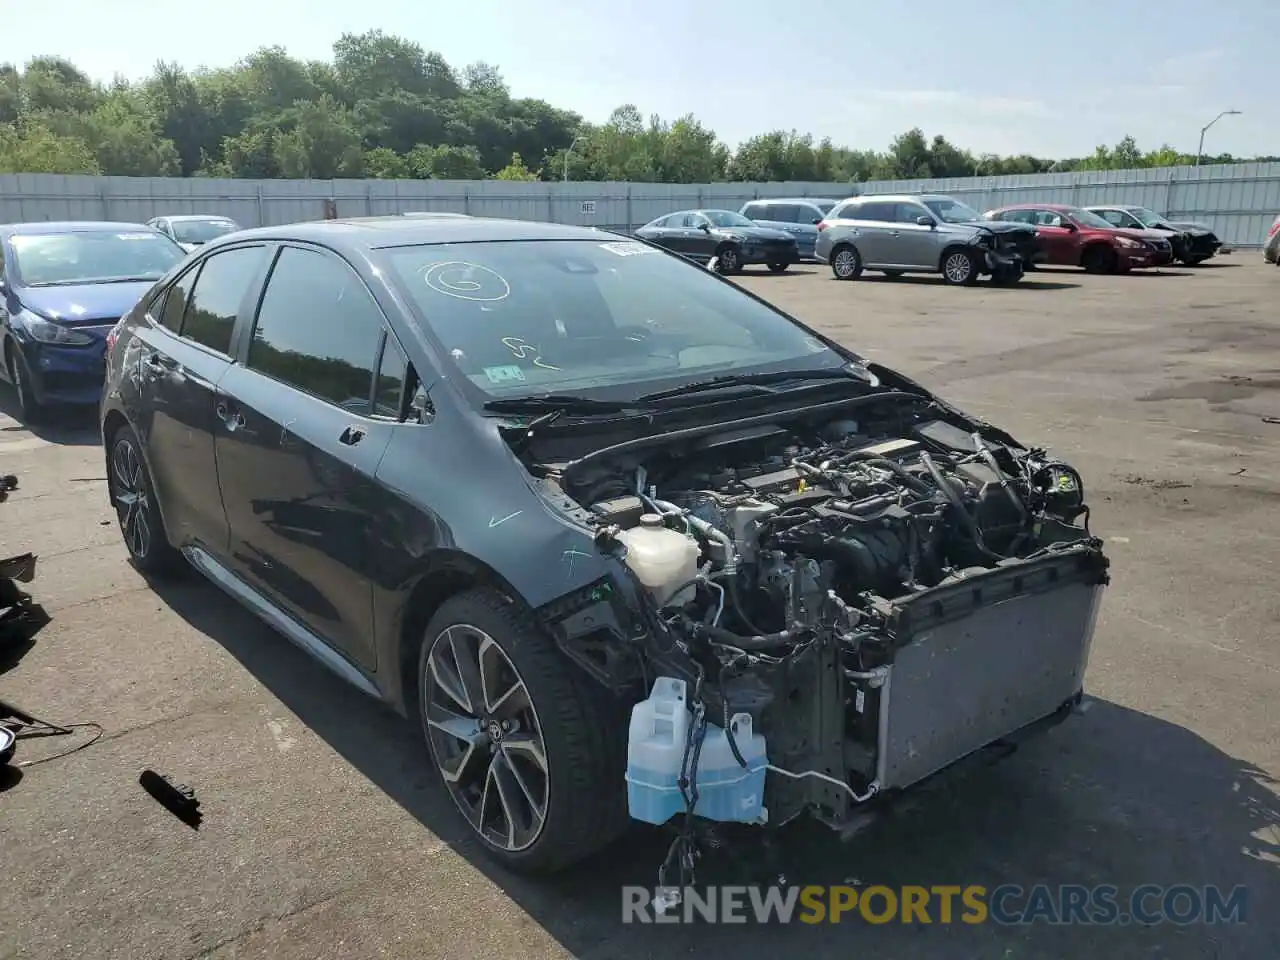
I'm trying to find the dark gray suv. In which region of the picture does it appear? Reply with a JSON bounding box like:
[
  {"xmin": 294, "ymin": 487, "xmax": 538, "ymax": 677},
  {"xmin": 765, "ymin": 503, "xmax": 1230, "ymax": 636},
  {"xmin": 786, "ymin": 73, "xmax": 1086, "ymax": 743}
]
[{"xmin": 814, "ymin": 194, "xmax": 1039, "ymax": 285}]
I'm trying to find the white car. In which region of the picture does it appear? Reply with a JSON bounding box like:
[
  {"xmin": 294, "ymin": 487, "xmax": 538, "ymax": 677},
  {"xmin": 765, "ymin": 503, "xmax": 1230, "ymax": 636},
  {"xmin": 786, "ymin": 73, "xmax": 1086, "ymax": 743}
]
[{"xmin": 146, "ymin": 215, "xmax": 242, "ymax": 253}]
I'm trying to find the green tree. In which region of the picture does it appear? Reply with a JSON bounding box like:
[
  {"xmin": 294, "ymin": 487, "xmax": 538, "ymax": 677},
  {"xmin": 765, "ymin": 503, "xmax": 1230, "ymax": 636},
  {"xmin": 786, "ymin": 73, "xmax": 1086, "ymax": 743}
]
[
  {"xmin": 273, "ymin": 96, "xmax": 365, "ymax": 178},
  {"xmin": 365, "ymin": 146, "xmax": 411, "ymax": 178},
  {"xmin": 494, "ymin": 152, "xmax": 537, "ymax": 180},
  {"xmin": 0, "ymin": 121, "xmax": 100, "ymax": 173}
]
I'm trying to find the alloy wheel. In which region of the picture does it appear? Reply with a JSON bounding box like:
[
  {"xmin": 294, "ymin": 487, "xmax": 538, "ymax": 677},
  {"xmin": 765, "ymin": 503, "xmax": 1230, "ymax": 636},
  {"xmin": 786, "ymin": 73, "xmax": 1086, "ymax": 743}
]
[
  {"xmin": 717, "ymin": 248, "xmax": 739, "ymax": 273},
  {"xmin": 944, "ymin": 252, "xmax": 973, "ymax": 283},
  {"xmin": 111, "ymin": 437, "xmax": 152, "ymax": 560},
  {"xmin": 833, "ymin": 248, "xmax": 858, "ymax": 278},
  {"xmin": 424, "ymin": 623, "xmax": 549, "ymax": 852}
]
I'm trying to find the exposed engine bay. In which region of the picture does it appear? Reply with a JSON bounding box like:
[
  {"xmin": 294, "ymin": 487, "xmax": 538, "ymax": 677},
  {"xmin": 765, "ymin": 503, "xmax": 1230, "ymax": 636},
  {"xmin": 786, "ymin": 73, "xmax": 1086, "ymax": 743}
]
[{"xmin": 533, "ymin": 393, "xmax": 1109, "ymax": 890}]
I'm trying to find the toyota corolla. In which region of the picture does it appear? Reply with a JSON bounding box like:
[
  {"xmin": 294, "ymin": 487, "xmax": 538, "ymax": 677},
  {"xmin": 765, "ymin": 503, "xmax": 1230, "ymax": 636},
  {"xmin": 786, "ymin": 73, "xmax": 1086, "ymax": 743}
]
[{"xmin": 101, "ymin": 216, "xmax": 1108, "ymax": 881}]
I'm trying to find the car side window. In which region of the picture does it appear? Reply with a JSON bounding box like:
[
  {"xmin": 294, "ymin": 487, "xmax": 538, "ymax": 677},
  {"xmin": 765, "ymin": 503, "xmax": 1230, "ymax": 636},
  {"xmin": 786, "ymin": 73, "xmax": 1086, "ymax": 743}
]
[
  {"xmin": 770, "ymin": 205, "xmax": 798, "ymax": 223},
  {"xmin": 1030, "ymin": 210, "xmax": 1065, "ymax": 227},
  {"xmin": 157, "ymin": 267, "xmax": 196, "ymax": 331},
  {"xmin": 248, "ymin": 246, "xmax": 385, "ymax": 415},
  {"xmin": 1098, "ymin": 210, "xmax": 1126, "ymax": 227},
  {"xmin": 831, "ymin": 203, "xmax": 860, "ymax": 220},
  {"xmin": 742, "ymin": 203, "xmax": 767, "ymax": 220},
  {"xmin": 179, "ymin": 247, "xmax": 266, "ymax": 353},
  {"xmin": 999, "ymin": 210, "xmax": 1036, "ymax": 225},
  {"xmin": 374, "ymin": 334, "xmax": 408, "ymax": 418},
  {"xmin": 894, "ymin": 203, "xmax": 929, "ymax": 223},
  {"xmin": 858, "ymin": 202, "xmax": 896, "ymax": 222}
]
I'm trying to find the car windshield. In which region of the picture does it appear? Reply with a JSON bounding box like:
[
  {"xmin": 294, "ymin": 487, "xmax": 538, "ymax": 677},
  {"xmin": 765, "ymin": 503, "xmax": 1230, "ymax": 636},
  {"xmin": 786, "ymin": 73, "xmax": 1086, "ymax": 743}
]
[
  {"xmin": 923, "ymin": 199, "xmax": 982, "ymax": 223},
  {"xmin": 1128, "ymin": 207, "xmax": 1169, "ymax": 227},
  {"xmin": 1067, "ymin": 208, "xmax": 1116, "ymax": 230},
  {"xmin": 9, "ymin": 230, "xmax": 186, "ymax": 286},
  {"xmin": 701, "ymin": 210, "xmax": 756, "ymax": 228},
  {"xmin": 171, "ymin": 219, "xmax": 238, "ymax": 244},
  {"xmin": 384, "ymin": 238, "xmax": 846, "ymax": 404}
]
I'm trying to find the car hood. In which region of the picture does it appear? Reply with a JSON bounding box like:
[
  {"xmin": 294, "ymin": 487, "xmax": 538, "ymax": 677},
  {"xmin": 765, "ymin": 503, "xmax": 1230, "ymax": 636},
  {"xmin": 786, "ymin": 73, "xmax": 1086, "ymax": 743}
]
[
  {"xmin": 1164, "ymin": 220, "xmax": 1215, "ymax": 235},
  {"xmin": 967, "ymin": 220, "xmax": 1036, "ymax": 236},
  {"xmin": 1117, "ymin": 228, "xmax": 1173, "ymax": 242},
  {"xmin": 16, "ymin": 281, "xmax": 155, "ymax": 325},
  {"xmin": 714, "ymin": 225, "xmax": 796, "ymax": 242},
  {"xmin": 178, "ymin": 241, "xmax": 201, "ymax": 252}
]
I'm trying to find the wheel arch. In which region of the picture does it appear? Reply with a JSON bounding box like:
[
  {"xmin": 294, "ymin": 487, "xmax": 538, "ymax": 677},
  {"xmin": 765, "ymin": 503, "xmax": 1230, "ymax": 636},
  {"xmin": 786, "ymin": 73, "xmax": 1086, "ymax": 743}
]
[
  {"xmin": 392, "ymin": 548, "xmax": 533, "ymax": 717},
  {"xmin": 938, "ymin": 242, "xmax": 980, "ymax": 272},
  {"xmin": 1080, "ymin": 240, "xmax": 1115, "ymax": 265}
]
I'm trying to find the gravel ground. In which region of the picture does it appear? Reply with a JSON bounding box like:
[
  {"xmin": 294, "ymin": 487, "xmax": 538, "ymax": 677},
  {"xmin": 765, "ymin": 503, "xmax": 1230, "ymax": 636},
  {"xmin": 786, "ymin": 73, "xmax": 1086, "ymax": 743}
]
[{"xmin": 1, "ymin": 257, "xmax": 1277, "ymax": 960}]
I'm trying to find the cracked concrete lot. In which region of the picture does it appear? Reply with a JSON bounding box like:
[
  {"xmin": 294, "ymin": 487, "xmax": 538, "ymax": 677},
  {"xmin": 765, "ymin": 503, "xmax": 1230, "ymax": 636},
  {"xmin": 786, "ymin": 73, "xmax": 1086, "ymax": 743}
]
[{"xmin": 1, "ymin": 258, "xmax": 1277, "ymax": 959}]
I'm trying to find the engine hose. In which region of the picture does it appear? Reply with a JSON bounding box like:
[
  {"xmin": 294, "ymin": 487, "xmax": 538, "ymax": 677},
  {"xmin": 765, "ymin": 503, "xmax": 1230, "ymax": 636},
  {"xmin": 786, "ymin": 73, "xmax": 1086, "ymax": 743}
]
[
  {"xmin": 726, "ymin": 571, "xmax": 773, "ymax": 638},
  {"xmin": 919, "ymin": 452, "xmax": 1004, "ymax": 560},
  {"xmin": 850, "ymin": 454, "xmax": 934, "ymax": 497},
  {"xmin": 702, "ymin": 621, "xmax": 802, "ymax": 651}
]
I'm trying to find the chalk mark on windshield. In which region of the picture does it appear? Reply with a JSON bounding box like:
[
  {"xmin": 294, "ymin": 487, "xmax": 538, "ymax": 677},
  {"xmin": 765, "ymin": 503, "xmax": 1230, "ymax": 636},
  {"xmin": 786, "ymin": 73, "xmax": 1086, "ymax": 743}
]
[
  {"xmin": 422, "ymin": 261, "xmax": 511, "ymax": 302},
  {"xmin": 502, "ymin": 337, "xmax": 561, "ymax": 371}
]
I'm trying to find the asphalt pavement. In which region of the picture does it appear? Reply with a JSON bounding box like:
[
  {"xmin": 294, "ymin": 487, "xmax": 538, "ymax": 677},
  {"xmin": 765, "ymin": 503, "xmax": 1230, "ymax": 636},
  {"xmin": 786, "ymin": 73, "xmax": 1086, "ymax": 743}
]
[{"xmin": 1, "ymin": 258, "xmax": 1277, "ymax": 959}]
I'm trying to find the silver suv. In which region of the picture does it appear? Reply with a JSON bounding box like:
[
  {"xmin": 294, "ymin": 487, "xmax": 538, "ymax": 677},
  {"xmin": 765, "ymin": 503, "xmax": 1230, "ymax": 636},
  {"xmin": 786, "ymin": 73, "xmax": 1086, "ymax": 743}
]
[
  {"xmin": 813, "ymin": 194, "xmax": 1039, "ymax": 286},
  {"xmin": 1265, "ymin": 213, "xmax": 1280, "ymax": 265}
]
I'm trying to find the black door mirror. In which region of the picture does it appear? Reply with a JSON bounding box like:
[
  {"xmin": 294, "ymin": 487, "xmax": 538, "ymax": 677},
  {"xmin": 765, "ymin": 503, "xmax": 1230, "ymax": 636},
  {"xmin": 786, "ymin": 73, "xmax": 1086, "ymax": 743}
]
[
  {"xmin": 811, "ymin": 217, "xmax": 822, "ymax": 225},
  {"xmin": 1062, "ymin": 222, "xmax": 1078, "ymax": 232},
  {"xmin": 698, "ymin": 223, "xmax": 711, "ymax": 233},
  {"xmin": 916, "ymin": 215, "xmax": 936, "ymax": 228}
]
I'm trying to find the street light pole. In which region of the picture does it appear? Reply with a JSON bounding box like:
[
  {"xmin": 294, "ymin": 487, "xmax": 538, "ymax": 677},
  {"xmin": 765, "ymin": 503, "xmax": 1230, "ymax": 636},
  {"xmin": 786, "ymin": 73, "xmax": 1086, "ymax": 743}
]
[
  {"xmin": 563, "ymin": 136, "xmax": 588, "ymax": 182},
  {"xmin": 1196, "ymin": 110, "xmax": 1241, "ymax": 166}
]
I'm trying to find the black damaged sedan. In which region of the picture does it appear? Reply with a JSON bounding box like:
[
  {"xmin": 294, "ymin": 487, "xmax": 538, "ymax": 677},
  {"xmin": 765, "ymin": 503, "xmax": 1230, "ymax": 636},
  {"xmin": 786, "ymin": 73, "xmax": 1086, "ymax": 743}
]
[
  {"xmin": 634, "ymin": 208, "xmax": 799, "ymax": 274},
  {"xmin": 101, "ymin": 216, "xmax": 1108, "ymax": 877}
]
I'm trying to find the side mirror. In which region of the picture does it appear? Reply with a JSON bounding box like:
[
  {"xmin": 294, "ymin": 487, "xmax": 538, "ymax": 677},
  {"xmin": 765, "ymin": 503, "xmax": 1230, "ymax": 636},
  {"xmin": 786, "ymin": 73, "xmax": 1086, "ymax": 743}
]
[
  {"xmin": 1062, "ymin": 222, "xmax": 1078, "ymax": 232},
  {"xmin": 916, "ymin": 216, "xmax": 936, "ymax": 228},
  {"xmin": 811, "ymin": 217, "xmax": 822, "ymax": 225},
  {"xmin": 698, "ymin": 223, "xmax": 711, "ymax": 233}
]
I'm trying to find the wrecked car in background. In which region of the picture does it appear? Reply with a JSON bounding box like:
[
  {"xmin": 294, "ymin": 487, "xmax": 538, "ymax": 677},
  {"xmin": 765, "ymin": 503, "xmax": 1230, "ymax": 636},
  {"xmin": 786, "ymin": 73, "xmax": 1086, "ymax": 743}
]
[{"xmin": 100, "ymin": 215, "xmax": 1109, "ymax": 880}]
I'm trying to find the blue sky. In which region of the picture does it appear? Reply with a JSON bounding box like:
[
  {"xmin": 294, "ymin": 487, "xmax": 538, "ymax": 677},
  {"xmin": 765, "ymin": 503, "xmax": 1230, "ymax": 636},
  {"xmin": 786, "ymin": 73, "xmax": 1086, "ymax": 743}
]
[{"xmin": 10, "ymin": 0, "xmax": 1274, "ymax": 159}]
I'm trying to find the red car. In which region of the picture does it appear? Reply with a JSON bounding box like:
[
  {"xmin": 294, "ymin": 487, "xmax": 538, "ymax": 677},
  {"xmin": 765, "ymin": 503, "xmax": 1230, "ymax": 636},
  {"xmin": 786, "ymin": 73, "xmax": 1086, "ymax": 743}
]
[{"xmin": 984, "ymin": 203, "xmax": 1175, "ymax": 273}]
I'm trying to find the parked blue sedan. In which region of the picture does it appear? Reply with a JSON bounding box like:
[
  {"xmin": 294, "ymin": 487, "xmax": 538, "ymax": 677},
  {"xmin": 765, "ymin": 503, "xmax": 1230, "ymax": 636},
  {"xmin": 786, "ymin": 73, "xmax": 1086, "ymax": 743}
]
[{"xmin": 0, "ymin": 222, "xmax": 187, "ymax": 421}]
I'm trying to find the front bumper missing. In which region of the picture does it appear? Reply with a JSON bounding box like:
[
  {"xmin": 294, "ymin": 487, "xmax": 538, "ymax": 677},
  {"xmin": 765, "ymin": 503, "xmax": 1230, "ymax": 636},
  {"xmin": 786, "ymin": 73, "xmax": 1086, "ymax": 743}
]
[{"xmin": 875, "ymin": 578, "xmax": 1104, "ymax": 789}]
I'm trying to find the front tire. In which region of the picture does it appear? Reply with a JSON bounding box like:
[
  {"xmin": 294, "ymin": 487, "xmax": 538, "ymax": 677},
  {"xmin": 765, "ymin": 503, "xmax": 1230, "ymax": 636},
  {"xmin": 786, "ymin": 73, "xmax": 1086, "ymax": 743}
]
[
  {"xmin": 418, "ymin": 588, "xmax": 629, "ymax": 874},
  {"xmin": 714, "ymin": 244, "xmax": 743, "ymax": 275},
  {"xmin": 106, "ymin": 424, "xmax": 185, "ymax": 577},
  {"xmin": 990, "ymin": 264, "xmax": 1024, "ymax": 286},
  {"xmin": 830, "ymin": 244, "xmax": 862, "ymax": 280},
  {"xmin": 942, "ymin": 249, "xmax": 979, "ymax": 285},
  {"xmin": 767, "ymin": 261, "xmax": 789, "ymax": 273},
  {"xmin": 1181, "ymin": 255, "xmax": 1209, "ymax": 266},
  {"xmin": 8, "ymin": 349, "xmax": 43, "ymax": 424},
  {"xmin": 1082, "ymin": 245, "xmax": 1117, "ymax": 274}
]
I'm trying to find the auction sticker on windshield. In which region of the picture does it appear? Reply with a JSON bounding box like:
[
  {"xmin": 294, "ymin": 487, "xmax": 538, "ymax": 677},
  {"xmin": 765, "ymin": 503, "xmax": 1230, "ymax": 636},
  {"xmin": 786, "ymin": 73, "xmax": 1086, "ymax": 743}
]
[
  {"xmin": 599, "ymin": 241, "xmax": 659, "ymax": 257},
  {"xmin": 484, "ymin": 365, "xmax": 527, "ymax": 384}
]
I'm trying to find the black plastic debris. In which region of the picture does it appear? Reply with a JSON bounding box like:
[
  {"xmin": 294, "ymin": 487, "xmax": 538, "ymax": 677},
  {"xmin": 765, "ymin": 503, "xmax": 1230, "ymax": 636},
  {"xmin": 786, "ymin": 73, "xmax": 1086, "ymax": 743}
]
[{"xmin": 139, "ymin": 770, "xmax": 202, "ymax": 829}]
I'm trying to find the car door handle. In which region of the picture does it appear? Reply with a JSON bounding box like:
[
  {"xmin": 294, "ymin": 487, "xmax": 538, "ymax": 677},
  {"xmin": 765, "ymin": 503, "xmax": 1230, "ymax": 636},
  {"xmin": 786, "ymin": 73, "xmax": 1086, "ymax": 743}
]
[
  {"xmin": 339, "ymin": 425, "xmax": 366, "ymax": 446},
  {"xmin": 215, "ymin": 401, "xmax": 245, "ymax": 431},
  {"xmin": 888, "ymin": 230, "xmax": 902, "ymax": 237}
]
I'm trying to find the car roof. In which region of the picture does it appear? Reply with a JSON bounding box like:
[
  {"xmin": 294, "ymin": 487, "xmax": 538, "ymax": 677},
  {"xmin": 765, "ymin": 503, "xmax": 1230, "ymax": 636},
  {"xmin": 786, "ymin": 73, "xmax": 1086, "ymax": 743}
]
[
  {"xmin": 998, "ymin": 203, "xmax": 1076, "ymax": 211},
  {"xmin": 224, "ymin": 215, "xmax": 615, "ymax": 252},
  {"xmin": 750, "ymin": 197, "xmax": 840, "ymax": 205},
  {"xmin": 160, "ymin": 214, "xmax": 238, "ymax": 223},
  {"xmin": 841, "ymin": 194, "xmax": 957, "ymax": 203},
  {"xmin": 0, "ymin": 220, "xmax": 158, "ymax": 238}
]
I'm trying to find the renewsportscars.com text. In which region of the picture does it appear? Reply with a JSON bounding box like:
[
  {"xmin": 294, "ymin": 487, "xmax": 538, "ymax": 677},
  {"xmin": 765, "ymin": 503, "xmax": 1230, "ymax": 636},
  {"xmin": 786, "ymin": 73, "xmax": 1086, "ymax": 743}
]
[{"xmin": 622, "ymin": 884, "xmax": 1249, "ymax": 926}]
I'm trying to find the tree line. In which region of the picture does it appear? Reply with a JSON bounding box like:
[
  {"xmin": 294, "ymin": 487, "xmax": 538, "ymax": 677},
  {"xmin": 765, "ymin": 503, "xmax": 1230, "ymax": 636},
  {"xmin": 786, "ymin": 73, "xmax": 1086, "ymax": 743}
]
[{"xmin": 0, "ymin": 33, "xmax": 1270, "ymax": 183}]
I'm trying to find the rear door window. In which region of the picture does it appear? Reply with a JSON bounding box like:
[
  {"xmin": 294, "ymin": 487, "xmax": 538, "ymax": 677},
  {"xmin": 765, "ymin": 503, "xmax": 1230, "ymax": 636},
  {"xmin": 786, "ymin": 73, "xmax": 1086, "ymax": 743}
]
[
  {"xmin": 767, "ymin": 205, "xmax": 798, "ymax": 223},
  {"xmin": 179, "ymin": 246, "xmax": 267, "ymax": 354},
  {"xmin": 247, "ymin": 246, "xmax": 386, "ymax": 414},
  {"xmin": 856, "ymin": 202, "xmax": 897, "ymax": 222},
  {"xmin": 741, "ymin": 202, "xmax": 769, "ymax": 220}
]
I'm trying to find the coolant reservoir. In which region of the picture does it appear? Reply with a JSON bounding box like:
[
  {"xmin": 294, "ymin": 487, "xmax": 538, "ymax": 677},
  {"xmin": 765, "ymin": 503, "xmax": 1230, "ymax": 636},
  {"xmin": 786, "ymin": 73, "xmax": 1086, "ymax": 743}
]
[{"xmin": 616, "ymin": 513, "xmax": 700, "ymax": 606}]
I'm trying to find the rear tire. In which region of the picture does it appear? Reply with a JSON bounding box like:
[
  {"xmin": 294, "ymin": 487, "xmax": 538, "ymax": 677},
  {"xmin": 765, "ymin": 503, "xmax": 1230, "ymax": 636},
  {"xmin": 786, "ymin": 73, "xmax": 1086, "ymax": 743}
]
[
  {"xmin": 106, "ymin": 424, "xmax": 186, "ymax": 578},
  {"xmin": 830, "ymin": 245, "xmax": 862, "ymax": 280},
  {"xmin": 418, "ymin": 588, "xmax": 629, "ymax": 874},
  {"xmin": 1082, "ymin": 245, "xmax": 1117, "ymax": 274},
  {"xmin": 941, "ymin": 249, "xmax": 979, "ymax": 286},
  {"xmin": 767, "ymin": 261, "xmax": 789, "ymax": 273}
]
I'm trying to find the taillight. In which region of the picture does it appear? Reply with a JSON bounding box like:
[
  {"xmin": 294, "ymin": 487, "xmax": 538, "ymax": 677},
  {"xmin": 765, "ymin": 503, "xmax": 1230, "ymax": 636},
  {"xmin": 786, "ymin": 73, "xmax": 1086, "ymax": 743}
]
[
  {"xmin": 106, "ymin": 322, "xmax": 121, "ymax": 356},
  {"xmin": 1269, "ymin": 220, "xmax": 1280, "ymax": 238},
  {"xmin": 817, "ymin": 221, "xmax": 829, "ymax": 232}
]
